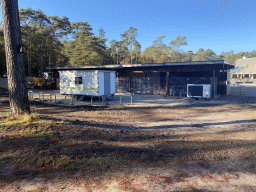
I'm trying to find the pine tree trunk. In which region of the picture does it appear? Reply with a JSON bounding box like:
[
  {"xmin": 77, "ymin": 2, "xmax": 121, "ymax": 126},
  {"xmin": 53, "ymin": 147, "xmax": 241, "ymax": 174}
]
[
  {"xmin": 130, "ymin": 44, "xmax": 132, "ymax": 64},
  {"xmin": 117, "ymin": 52, "xmax": 119, "ymax": 65},
  {"xmin": 1, "ymin": 0, "xmax": 30, "ymax": 116},
  {"xmin": 28, "ymin": 40, "xmax": 31, "ymax": 76},
  {"xmin": 39, "ymin": 39, "xmax": 44, "ymax": 77},
  {"xmin": 27, "ymin": 28, "xmax": 32, "ymax": 76},
  {"xmin": 48, "ymin": 41, "xmax": 53, "ymax": 71}
]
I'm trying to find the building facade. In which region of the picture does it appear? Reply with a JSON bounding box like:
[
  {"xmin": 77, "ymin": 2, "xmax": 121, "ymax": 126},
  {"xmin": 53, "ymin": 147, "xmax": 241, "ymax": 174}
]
[
  {"xmin": 50, "ymin": 60, "xmax": 235, "ymax": 98},
  {"xmin": 231, "ymin": 56, "xmax": 256, "ymax": 79}
]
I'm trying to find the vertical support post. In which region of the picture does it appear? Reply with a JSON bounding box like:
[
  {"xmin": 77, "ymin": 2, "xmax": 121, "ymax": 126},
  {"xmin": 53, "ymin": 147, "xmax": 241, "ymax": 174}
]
[
  {"xmin": 28, "ymin": 91, "xmax": 33, "ymax": 99},
  {"xmin": 72, "ymin": 95, "xmax": 74, "ymax": 105},
  {"xmin": 212, "ymin": 70, "xmax": 215, "ymax": 99},
  {"xmin": 129, "ymin": 73, "xmax": 131, "ymax": 93},
  {"xmin": 64, "ymin": 96, "xmax": 67, "ymax": 105},
  {"xmin": 91, "ymin": 96, "xmax": 93, "ymax": 106},
  {"xmin": 165, "ymin": 72, "xmax": 169, "ymax": 95},
  {"xmin": 101, "ymin": 95, "xmax": 107, "ymax": 106}
]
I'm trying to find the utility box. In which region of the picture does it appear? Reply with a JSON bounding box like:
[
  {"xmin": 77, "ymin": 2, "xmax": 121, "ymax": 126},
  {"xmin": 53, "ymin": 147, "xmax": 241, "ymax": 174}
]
[
  {"xmin": 59, "ymin": 70, "xmax": 116, "ymax": 98},
  {"xmin": 187, "ymin": 84, "xmax": 211, "ymax": 98}
]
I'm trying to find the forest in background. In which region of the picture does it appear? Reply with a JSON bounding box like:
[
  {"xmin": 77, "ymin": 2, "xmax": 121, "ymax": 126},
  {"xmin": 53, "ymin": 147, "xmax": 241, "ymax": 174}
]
[{"xmin": 1, "ymin": 7, "xmax": 256, "ymax": 77}]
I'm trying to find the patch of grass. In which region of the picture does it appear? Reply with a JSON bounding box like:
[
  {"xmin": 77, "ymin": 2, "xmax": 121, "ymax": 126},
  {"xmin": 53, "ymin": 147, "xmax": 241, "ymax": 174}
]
[
  {"xmin": 0, "ymin": 113, "xmax": 38, "ymax": 128},
  {"xmin": 57, "ymin": 161, "xmax": 79, "ymax": 171},
  {"xmin": 0, "ymin": 113, "xmax": 67, "ymax": 129},
  {"xmin": 0, "ymin": 157, "xmax": 11, "ymax": 165},
  {"xmin": 56, "ymin": 155, "xmax": 79, "ymax": 171},
  {"xmin": 227, "ymin": 165, "xmax": 239, "ymax": 172},
  {"xmin": 0, "ymin": 113, "xmax": 68, "ymax": 137},
  {"xmin": 90, "ymin": 156, "xmax": 122, "ymax": 168},
  {"xmin": 37, "ymin": 119, "xmax": 67, "ymax": 129},
  {"xmin": 13, "ymin": 155, "xmax": 38, "ymax": 165},
  {"xmin": 18, "ymin": 127, "xmax": 52, "ymax": 137},
  {"xmin": 145, "ymin": 144, "xmax": 162, "ymax": 151}
]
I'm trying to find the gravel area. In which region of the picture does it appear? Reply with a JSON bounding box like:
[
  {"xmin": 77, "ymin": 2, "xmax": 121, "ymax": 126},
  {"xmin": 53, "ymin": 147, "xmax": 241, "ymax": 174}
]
[{"xmin": 1, "ymin": 85, "xmax": 256, "ymax": 191}]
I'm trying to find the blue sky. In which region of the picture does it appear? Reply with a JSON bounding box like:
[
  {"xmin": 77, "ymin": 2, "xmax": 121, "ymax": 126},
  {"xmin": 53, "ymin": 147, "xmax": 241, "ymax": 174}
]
[{"xmin": 1, "ymin": 0, "xmax": 256, "ymax": 55}]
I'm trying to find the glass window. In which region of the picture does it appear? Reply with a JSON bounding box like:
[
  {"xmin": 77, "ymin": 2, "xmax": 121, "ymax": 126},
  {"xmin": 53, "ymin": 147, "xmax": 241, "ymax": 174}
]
[{"xmin": 75, "ymin": 77, "xmax": 82, "ymax": 84}]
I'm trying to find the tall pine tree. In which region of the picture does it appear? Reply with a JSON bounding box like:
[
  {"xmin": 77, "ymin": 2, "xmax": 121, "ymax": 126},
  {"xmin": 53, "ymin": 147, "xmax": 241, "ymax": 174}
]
[
  {"xmin": 1, "ymin": 0, "xmax": 30, "ymax": 116},
  {"xmin": 66, "ymin": 23, "xmax": 106, "ymax": 66}
]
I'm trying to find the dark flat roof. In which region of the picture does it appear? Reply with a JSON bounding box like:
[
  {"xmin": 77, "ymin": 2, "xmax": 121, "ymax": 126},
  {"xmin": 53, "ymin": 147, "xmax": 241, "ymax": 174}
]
[{"xmin": 49, "ymin": 60, "xmax": 235, "ymax": 72}]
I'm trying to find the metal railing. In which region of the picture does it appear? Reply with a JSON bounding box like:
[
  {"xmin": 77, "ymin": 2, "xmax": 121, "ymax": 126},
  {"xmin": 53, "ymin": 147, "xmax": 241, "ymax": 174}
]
[
  {"xmin": 36, "ymin": 92, "xmax": 109, "ymax": 106},
  {"xmin": 64, "ymin": 95, "xmax": 74, "ymax": 105},
  {"xmin": 28, "ymin": 92, "xmax": 135, "ymax": 106},
  {"xmin": 28, "ymin": 90, "xmax": 33, "ymax": 99},
  {"xmin": 229, "ymin": 83, "xmax": 248, "ymax": 96},
  {"xmin": 38, "ymin": 92, "xmax": 57, "ymax": 103},
  {"xmin": 91, "ymin": 95, "xmax": 106, "ymax": 106},
  {"xmin": 39, "ymin": 92, "xmax": 44, "ymax": 101},
  {"xmin": 120, "ymin": 95, "xmax": 133, "ymax": 105},
  {"xmin": 50, "ymin": 93, "xmax": 56, "ymax": 103},
  {"xmin": 180, "ymin": 91, "xmax": 191, "ymax": 101}
]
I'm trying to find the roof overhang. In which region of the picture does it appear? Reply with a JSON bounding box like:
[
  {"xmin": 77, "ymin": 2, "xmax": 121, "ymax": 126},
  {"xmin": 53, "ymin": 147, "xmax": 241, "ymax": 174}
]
[{"xmin": 48, "ymin": 60, "xmax": 235, "ymax": 72}]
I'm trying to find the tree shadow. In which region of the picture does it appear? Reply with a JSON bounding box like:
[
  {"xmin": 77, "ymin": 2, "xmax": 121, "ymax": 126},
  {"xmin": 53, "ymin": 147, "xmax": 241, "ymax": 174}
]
[
  {"xmin": 1, "ymin": 122, "xmax": 256, "ymax": 190},
  {"xmin": 40, "ymin": 110, "xmax": 256, "ymax": 132}
]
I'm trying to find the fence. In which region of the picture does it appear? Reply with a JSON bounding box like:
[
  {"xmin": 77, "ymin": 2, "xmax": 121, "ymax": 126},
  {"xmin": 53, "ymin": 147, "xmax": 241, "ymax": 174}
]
[
  {"xmin": 27, "ymin": 91, "xmax": 134, "ymax": 106},
  {"xmin": 228, "ymin": 83, "xmax": 256, "ymax": 97},
  {"xmin": 116, "ymin": 77, "xmax": 166, "ymax": 95}
]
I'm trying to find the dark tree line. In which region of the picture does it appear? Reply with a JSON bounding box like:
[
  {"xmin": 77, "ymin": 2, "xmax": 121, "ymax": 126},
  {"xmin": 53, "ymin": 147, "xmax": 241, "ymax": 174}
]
[{"xmin": 1, "ymin": 7, "xmax": 256, "ymax": 78}]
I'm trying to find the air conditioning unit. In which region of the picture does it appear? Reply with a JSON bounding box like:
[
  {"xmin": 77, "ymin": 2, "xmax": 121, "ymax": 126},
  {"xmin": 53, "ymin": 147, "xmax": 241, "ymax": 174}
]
[{"xmin": 187, "ymin": 84, "xmax": 211, "ymax": 98}]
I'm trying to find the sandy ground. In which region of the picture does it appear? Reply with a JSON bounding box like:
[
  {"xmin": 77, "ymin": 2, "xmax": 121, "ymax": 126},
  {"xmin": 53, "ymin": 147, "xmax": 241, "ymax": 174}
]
[{"xmin": 1, "ymin": 85, "xmax": 256, "ymax": 191}]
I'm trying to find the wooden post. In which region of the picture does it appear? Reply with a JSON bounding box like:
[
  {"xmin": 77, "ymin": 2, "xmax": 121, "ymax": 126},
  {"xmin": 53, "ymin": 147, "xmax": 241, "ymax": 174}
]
[
  {"xmin": 165, "ymin": 72, "xmax": 169, "ymax": 95},
  {"xmin": 212, "ymin": 70, "xmax": 215, "ymax": 98},
  {"xmin": 129, "ymin": 73, "xmax": 131, "ymax": 93}
]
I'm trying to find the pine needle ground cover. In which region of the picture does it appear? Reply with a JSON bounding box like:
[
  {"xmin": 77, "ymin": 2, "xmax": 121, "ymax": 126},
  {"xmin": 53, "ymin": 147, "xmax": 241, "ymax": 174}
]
[{"xmin": 1, "ymin": 88, "xmax": 256, "ymax": 191}]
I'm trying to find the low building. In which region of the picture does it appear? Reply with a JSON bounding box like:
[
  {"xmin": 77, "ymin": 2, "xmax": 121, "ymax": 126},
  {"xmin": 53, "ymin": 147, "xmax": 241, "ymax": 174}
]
[
  {"xmin": 231, "ymin": 56, "xmax": 256, "ymax": 79},
  {"xmin": 50, "ymin": 60, "xmax": 234, "ymax": 98}
]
